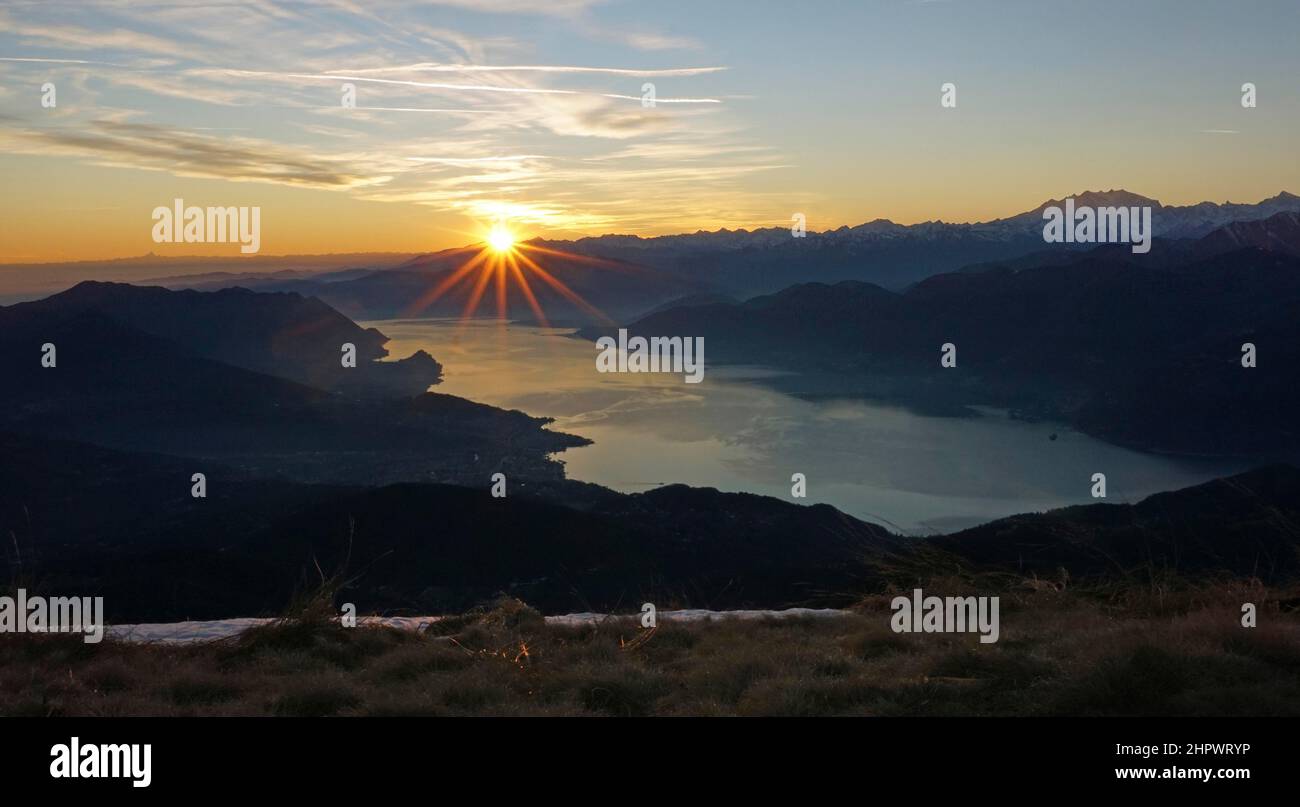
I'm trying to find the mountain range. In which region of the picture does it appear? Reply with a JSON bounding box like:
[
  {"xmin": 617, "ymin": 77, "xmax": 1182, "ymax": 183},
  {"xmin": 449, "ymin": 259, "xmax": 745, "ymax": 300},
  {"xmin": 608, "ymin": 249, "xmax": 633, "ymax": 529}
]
[
  {"xmin": 583, "ymin": 212, "xmax": 1300, "ymax": 457},
  {"xmin": 531, "ymin": 190, "xmax": 1300, "ymax": 297},
  {"xmin": 131, "ymin": 190, "xmax": 1300, "ymax": 324},
  {"xmin": 4, "ymin": 273, "xmax": 1299, "ymax": 621},
  {"xmin": 5, "ymin": 427, "xmax": 1297, "ymax": 621}
]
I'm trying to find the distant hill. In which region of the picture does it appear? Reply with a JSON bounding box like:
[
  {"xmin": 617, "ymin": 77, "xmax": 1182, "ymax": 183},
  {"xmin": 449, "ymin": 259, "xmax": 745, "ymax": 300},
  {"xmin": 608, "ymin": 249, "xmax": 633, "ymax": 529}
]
[
  {"xmin": 0, "ymin": 431, "xmax": 901, "ymax": 619},
  {"xmin": 1192, "ymin": 210, "xmax": 1300, "ymax": 258},
  {"xmin": 0, "ymin": 252, "xmax": 413, "ymax": 302},
  {"xmin": 0, "ymin": 284, "xmax": 582, "ymax": 486},
  {"xmin": 934, "ymin": 465, "xmax": 1300, "ymax": 582},
  {"xmin": 4, "ymin": 430, "xmax": 1296, "ymax": 621},
  {"xmin": 249, "ymin": 246, "xmax": 713, "ymax": 324},
  {"xmin": 5, "ymin": 281, "xmax": 442, "ymax": 397}
]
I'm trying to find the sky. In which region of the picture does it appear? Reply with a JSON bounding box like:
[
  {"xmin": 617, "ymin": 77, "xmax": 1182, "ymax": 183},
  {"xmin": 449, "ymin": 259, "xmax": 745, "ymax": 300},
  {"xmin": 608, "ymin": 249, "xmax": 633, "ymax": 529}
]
[{"xmin": 0, "ymin": 0, "xmax": 1297, "ymax": 261}]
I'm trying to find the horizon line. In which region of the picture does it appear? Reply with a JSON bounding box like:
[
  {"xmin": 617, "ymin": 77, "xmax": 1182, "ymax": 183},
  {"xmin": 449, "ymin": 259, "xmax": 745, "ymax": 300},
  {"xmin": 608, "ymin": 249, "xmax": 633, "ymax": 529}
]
[{"xmin": 3, "ymin": 188, "xmax": 1295, "ymax": 267}]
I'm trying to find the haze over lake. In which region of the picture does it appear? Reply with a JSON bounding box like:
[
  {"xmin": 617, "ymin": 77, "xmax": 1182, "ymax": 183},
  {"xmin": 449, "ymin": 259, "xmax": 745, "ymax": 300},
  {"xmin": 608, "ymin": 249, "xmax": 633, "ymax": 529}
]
[{"xmin": 373, "ymin": 319, "xmax": 1248, "ymax": 534}]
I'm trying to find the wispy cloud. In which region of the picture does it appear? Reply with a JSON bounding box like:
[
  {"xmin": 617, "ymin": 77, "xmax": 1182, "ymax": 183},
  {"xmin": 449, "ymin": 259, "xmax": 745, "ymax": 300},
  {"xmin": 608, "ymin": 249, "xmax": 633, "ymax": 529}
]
[
  {"xmin": 256, "ymin": 71, "xmax": 722, "ymax": 104},
  {"xmin": 384, "ymin": 0, "xmax": 603, "ymax": 15},
  {"xmin": 322, "ymin": 63, "xmax": 727, "ymax": 77},
  {"xmin": 0, "ymin": 56, "xmax": 123, "ymax": 65},
  {"xmin": 0, "ymin": 119, "xmax": 386, "ymax": 188},
  {"xmin": 407, "ymin": 155, "xmax": 550, "ymax": 164},
  {"xmin": 0, "ymin": 0, "xmax": 767, "ymax": 240},
  {"xmin": 0, "ymin": 14, "xmax": 197, "ymax": 60}
]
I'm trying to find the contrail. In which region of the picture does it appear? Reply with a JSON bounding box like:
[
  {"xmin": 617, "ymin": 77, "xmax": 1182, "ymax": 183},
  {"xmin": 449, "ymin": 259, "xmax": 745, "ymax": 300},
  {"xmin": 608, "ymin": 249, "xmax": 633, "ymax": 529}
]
[
  {"xmin": 348, "ymin": 105, "xmax": 513, "ymax": 114},
  {"xmin": 322, "ymin": 62, "xmax": 728, "ymax": 77},
  {"xmin": 231, "ymin": 70, "xmax": 721, "ymax": 104},
  {"xmin": 0, "ymin": 56, "xmax": 124, "ymax": 66},
  {"xmin": 407, "ymin": 155, "xmax": 549, "ymax": 164}
]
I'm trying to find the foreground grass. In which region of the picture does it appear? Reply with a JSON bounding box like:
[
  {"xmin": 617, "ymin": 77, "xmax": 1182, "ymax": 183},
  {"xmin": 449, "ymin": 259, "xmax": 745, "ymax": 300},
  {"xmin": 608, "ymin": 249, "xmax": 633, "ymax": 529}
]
[{"xmin": 3, "ymin": 586, "xmax": 1298, "ymax": 716}]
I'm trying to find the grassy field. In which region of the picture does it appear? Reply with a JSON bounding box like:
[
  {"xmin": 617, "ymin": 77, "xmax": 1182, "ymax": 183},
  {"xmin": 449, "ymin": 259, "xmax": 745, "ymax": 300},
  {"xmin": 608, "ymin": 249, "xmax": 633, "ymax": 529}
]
[{"xmin": 3, "ymin": 582, "xmax": 1299, "ymax": 717}]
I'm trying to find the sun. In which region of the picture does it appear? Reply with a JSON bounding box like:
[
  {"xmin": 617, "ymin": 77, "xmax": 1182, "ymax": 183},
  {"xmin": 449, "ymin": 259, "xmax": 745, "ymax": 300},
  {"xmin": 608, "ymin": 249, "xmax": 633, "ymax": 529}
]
[
  {"xmin": 400, "ymin": 218, "xmax": 618, "ymax": 327},
  {"xmin": 487, "ymin": 222, "xmax": 515, "ymax": 254}
]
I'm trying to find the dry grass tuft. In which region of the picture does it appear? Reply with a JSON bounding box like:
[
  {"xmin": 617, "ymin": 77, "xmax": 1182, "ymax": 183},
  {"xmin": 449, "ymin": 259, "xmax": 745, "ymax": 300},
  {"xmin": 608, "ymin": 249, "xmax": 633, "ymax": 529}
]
[{"xmin": 2, "ymin": 582, "xmax": 1297, "ymax": 716}]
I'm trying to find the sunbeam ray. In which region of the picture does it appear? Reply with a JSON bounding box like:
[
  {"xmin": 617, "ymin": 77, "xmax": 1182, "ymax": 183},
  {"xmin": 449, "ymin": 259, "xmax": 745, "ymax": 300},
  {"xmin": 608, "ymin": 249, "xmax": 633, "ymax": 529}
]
[
  {"xmin": 506, "ymin": 252, "xmax": 549, "ymax": 327},
  {"xmin": 401, "ymin": 249, "xmax": 490, "ymax": 317},
  {"xmin": 514, "ymin": 250, "xmax": 612, "ymax": 324}
]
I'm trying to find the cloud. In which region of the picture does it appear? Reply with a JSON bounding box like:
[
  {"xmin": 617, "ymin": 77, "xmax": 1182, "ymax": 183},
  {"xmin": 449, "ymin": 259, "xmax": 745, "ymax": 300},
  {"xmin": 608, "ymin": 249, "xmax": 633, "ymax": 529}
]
[
  {"xmin": 620, "ymin": 31, "xmax": 702, "ymax": 51},
  {"xmin": 243, "ymin": 70, "xmax": 722, "ymax": 104},
  {"xmin": 0, "ymin": 56, "xmax": 124, "ymax": 66},
  {"xmin": 392, "ymin": 0, "xmax": 603, "ymax": 15},
  {"xmin": 577, "ymin": 20, "xmax": 703, "ymax": 52},
  {"xmin": 1, "ymin": 15, "xmax": 197, "ymax": 61},
  {"xmin": 338, "ymin": 105, "xmax": 514, "ymax": 115},
  {"xmin": 552, "ymin": 98, "xmax": 677, "ymax": 138},
  {"xmin": 0, "ymin": 119, "xmax": 383, "ymax": 188},
  {"xmin": 407, "ymin": 155, "xmax": 549, "ymax": 164},
  {"xmin": 0, "ymin": 1, "xmax": 768, "ymax": 238},
  {"xmin": 322, "ymin": 63, "xmax": 727, "ymax": 78},
  {"xmin": 97, "ymin": 69, "xmax": 257, "ymax": 106}
]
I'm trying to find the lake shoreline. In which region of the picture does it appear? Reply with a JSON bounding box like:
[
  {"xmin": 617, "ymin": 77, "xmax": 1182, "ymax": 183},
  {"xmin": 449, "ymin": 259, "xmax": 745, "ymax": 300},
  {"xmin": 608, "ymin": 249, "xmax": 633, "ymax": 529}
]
[{"xmin": 367, "ymin": 318, "xmax": 1252, "ymax": 533}]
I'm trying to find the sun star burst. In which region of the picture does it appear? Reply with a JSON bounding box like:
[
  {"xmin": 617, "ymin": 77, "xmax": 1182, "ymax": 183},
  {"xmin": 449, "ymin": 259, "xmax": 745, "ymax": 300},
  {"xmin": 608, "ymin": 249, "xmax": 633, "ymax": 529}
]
[{"xmin": 401, "ymin": 220, "xmax": 617, "ymax": 327}]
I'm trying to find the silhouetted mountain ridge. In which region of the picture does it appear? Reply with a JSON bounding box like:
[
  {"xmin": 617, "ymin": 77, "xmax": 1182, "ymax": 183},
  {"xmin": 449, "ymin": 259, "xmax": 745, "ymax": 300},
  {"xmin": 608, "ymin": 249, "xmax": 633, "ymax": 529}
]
[
  {"xmin": 4, "ymin": 281, "xmax": 441, "ymax": 396},
  {"xmin": 3, "ymin": 430, "xmax": 1296, "ymax": 620},
  {"xmin": 143, "ymin": 191, "xmax": 1300, "ymax": 320},
  {"xmin": 935, "ymin": 465, "xmax": 1300, "ymax": 581},
  {"xmin": 590, "ymin": 235, "xmax": 1300, "ymax": 456},
  {"xmin": 0, "ymin": 284, "xmax": 584, "ymax": 486}
]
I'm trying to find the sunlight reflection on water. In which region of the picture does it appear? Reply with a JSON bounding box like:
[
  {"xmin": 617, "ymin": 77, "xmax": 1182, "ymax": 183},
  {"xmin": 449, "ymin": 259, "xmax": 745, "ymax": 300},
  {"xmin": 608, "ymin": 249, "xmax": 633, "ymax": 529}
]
[{"xmin": 368, "ymin": 318, "xmax": 1249, "ymax": 534}]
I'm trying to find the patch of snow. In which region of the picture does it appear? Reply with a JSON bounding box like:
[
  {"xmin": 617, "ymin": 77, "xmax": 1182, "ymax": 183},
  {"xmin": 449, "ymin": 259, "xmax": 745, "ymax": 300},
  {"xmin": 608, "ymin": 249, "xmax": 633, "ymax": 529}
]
[
  {"xmin": 106, "ymin": 608, "xmax": 848, "ymax": 644},
  {"xmin": 545, "ymin": 608, "xmax": 845, "ymax": 626}
]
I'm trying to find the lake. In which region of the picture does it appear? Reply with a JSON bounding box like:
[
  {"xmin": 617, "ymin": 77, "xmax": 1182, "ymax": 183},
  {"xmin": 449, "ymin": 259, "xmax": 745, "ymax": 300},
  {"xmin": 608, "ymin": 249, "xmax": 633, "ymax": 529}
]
[{"xmin": 370, "ymin": 318, "xmax": 1249, "ymax": 534}]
